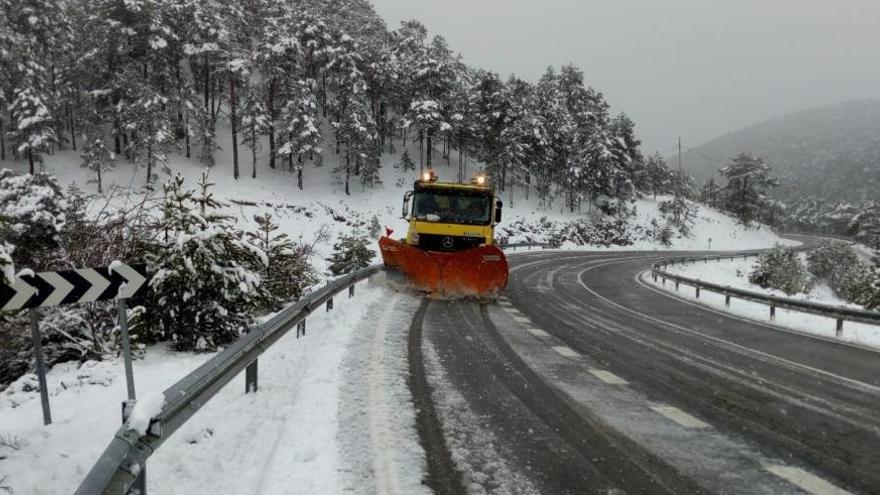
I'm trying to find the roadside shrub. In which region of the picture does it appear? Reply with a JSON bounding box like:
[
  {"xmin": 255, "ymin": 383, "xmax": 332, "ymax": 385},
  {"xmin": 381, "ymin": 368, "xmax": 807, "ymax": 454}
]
[
  {"xmin": 806, "ymin": 241, "xmax": 859, "ymax": 290},
  {"xmin": 132, "ymin": 172, "xmax": 264, "ymax": 352},
  {"xmin": 749, "ymin": 245, "xmax": 813, "ymax": 295},
  {"xmin": 836, "ymin": 263, "xmax": 879, "ymax": 309},
  {"xmin": 246, "ymin": 213, "xmax": 318, "ymax": 311},
  {"xmin": 326, "ymin": 230, "xmax": 375, "ymax": 276}
]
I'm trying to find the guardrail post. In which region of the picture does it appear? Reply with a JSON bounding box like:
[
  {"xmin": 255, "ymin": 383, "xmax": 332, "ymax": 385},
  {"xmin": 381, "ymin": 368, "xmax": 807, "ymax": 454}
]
[
  {"xmin": 725, "ymin": 295, "xmax": 731, "ymax": 307},
  {"xmin": 770, "ymin": 305, "xmax": 776, "ymax": 321},
  {"xmin": 675, "ymin": 281, "xmax": 679, "ymax": 292},
  {"xmin": 245, "ymin": 360, "xmax": 258, "ymax": 393},
  {"xmin": 652, "ymin": 272, "xmax": 657, "ymax": 282},
  {"xmin": 326, "ymin": 297, "xmax": 333, "ymax": 312},
  {"xmin": 349, "ymin": 284, "xmax": 355, "ymax": 298},
  {"xmin": 695, "ymin": 286, "xmax": 700, "ymax": 299},
  {"xmin": 836, "ymin": 318, "xmax": 843, "ymax": 337},
  {"xmin": 118, "ymin": 299, "xmax": 137, "ymax": 401},
  {"xmin": 297, "ymin": 319, "xmax": 306, "ymax": 338},
  {"xmin": 121, "ymin": 400, "xmax": 147, "ymax": 494},
  {"xmin": 29, "ymin": 309, "xmax": 52, "ymax": 426},
  {"xmin": 661, "ymin": 277, "xmax": 666, "ymax": 286}
]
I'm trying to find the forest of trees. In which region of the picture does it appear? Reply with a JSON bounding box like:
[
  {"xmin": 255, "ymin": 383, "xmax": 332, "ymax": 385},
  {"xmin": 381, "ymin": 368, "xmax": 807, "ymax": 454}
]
[{"xmin": 0, "ymin": 0, "xmax": 643, "ymax": 211}]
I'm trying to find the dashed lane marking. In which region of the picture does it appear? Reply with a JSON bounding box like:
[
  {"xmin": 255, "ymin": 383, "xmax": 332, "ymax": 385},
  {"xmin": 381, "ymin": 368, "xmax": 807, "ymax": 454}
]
[
  {"xmin": 552, "ymin": 346, "xmax": 580, "ymax": 358},
  {"xmin": 513, "ymin": 316, "xmax": 531, "ymax": 324},
  {"xmin": 589, "ymin": 369, "xmax": 628, "ymax": 385},
  {"xmin": 651, "ymin": 405, "xmax": 711, "ymax": 429},
  {"xmin": 527, "ymin": 328, "xmax": 550, "ymax": 338},
  {"xmin": 764, "ymin": 465, "xmax": 852, "ymax": 495}
]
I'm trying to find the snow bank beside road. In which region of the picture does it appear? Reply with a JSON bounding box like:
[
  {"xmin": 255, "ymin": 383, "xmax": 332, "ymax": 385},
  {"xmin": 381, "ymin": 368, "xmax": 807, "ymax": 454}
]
[
  {"xmin": 0, "ymin": 280, "xmax": 427, "ymax": 494},
  {"xmin": 646, "ymin": 258, "xmax": 880, "ymax": 349}
]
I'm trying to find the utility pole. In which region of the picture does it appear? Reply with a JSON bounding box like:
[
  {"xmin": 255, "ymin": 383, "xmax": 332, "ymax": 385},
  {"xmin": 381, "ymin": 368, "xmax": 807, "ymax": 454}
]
[{"xmin": 677, "ymin": 137, "xmax": 682, "ymax": 199}]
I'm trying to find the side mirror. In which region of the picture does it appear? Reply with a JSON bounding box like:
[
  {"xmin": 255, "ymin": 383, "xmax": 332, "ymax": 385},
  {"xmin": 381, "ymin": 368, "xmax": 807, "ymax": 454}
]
[
  {"xmin": 402, "ymin": 191, "xmax": 413, "ymax": 219},
  {"xmin": 494, "ymin": 199, "xmax": 503, "ymax": 223}
]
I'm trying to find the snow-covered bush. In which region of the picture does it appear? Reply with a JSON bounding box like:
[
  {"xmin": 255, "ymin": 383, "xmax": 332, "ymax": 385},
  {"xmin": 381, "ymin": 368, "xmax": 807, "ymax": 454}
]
[
  {"xmin": 806, "ymin": 242, "xmax": 859, "ymax": 291},
  {"xmin": 659, "ymin": 197, "xmax": 697, "ymax": 238},
  {"xmin": 0, "ymin": 169, "xmax": 67, "ymax": 270},
  {"xmin": 246, "ymin": 213, "xmax": 318, "ymax": 311},
  {"xmin": 749, "ymin": 245, "xmax": 813, "ymax": 295},
  {"xmin": 133, "ymin": 172, "xmax": 264, "ymax": 352},
  {"xmin": 326, "ymin": 230, "xmax": 376, "ymax": 276}
]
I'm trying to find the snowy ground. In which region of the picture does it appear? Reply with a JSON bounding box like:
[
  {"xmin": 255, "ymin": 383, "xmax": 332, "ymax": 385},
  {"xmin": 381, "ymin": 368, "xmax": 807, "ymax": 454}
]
[
  {"xmin": 0, "ymin": 279, "xmax": 430, "ymax": 494},
  {"xmin": 644, "ymin": 257, "xmax": 880, "ymax": 350}
]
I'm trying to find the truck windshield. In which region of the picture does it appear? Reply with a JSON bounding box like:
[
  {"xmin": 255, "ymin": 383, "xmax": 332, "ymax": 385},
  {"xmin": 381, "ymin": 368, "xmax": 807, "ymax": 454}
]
[{"xmin": 412, "ymin": 190, "xmax": 492, "ymax": 225}]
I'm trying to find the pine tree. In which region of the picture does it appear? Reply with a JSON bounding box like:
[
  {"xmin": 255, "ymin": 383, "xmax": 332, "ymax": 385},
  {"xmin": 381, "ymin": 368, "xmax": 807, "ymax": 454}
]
[
  {"xmin": 395, "ymin": 149, "xmax": 416, "ymax": 174},
  {"xmin": 326, "ymin": 230, "xmax": 376, "ymax": 276},
  {"xmin": 749, "ymin": 245, "xmax": 812, "ymax": 296},
  {"xmin": 246, "ymin": 213, "xmax": 317, "ymax": 310},
  {"xmin": 8, "ymin": 87, "xmax": 56, "ymax": 174},
  {"xmin": 699, "ymin": 178, "xmax": 722, "ymax": 208},
  {"xmin": 368, "ymin": 215, "xmax": 382, "ymax": 238},
  {"xmin": 239, "ymin": 83, "xmax": 270, "ymax": 179},
  {"xmin": 720, "ymin": 153, "xmax": 779, "ymax": 224},
  {"xmin": 135, "ymin": 171, "xmax": 263, "ymax": 351}
]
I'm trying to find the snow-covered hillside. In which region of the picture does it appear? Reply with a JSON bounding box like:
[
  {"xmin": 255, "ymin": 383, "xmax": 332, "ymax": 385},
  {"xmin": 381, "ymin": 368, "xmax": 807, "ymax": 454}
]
[{"xmin": 4, "ymin": 124, "xmax": 788, "ymax": 277}]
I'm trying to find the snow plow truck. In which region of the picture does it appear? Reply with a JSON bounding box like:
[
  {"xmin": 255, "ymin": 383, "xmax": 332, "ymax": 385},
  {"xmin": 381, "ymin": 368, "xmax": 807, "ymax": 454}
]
[{"xmin": 379, "ymin": 170, "xmax": 508, "ymax": 298}]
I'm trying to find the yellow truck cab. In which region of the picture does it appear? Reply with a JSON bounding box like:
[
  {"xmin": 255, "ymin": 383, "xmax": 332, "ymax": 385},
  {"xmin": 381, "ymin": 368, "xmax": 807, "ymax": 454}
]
[{"xmin": 401, "ymin": 171, "xmax": 503, "ymax": 251}]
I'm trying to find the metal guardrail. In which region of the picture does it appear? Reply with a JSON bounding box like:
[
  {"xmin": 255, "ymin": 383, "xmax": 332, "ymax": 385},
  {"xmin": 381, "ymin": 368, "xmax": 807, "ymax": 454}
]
[
  {"xmin": 650, "ymin": 251, "xmax": 880, "ymax": 335},
  {"xmin": 74, "ymin": 265, "xmax": 381, "ymax": 495},
  {"xmin": 500, "ymin": 241, "xmax": 552, "ymax": 250}
]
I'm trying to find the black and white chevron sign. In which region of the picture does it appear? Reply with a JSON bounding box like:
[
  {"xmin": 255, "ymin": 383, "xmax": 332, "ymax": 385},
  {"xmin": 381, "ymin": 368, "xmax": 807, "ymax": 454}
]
[{"xmin": 0, "ymin": 264, "xmax": 149, "ymax": 312}]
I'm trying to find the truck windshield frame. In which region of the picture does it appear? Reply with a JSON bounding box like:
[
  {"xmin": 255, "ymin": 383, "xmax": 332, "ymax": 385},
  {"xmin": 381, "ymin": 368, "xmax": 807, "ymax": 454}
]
[{"xmin": 412, "ymin": 189, "xmax": 492, "ymax": 226}]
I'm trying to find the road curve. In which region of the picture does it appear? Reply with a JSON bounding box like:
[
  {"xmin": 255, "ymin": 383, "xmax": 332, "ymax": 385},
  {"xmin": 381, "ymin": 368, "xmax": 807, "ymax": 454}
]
[{"xmin": 414, "ymin": 249, "xmax": 880, "ymax": 494}]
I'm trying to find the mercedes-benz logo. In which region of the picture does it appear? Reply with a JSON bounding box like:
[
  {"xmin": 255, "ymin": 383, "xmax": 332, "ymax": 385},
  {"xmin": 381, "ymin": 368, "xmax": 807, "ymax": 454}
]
[{"xmin": 442, "ymin": 236, "xmax": 455, "ymax": 249}]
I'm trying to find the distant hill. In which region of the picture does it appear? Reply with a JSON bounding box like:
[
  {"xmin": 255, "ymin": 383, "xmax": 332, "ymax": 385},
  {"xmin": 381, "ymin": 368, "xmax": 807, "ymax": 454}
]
[{"xmin": 672, "ymin": 99, "xmax": 880, "ymax": 201}]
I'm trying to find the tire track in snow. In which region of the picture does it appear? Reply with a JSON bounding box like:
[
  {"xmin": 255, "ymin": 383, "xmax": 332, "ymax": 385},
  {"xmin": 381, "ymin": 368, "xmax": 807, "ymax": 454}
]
[{"xmin": 407, "ymin": 299, "xmax": 466, "ymax": 495}]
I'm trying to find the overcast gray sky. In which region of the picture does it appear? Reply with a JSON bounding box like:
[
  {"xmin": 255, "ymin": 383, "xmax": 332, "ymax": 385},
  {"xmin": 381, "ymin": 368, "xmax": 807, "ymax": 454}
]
[{"xmin": 370, "ymin": 0, "xmax": 880, "ymax": 154}]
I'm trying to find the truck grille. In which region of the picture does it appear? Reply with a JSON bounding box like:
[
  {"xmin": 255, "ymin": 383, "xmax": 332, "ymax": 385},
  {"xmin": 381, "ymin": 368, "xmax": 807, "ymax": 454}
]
[{"xmin": 419, "ymin": 234, "xmax": 485, "ymax": 252}]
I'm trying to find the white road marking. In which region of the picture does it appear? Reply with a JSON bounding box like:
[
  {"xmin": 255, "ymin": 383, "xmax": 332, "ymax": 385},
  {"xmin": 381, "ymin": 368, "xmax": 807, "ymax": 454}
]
[
  {"xmin": 504, "ymin": 307, "xmax": 523, "ymax": 316},
  {"xmin": 764, "ymin": 465, "xmax": 852, "ymax": 495},
  {"xmin": 513, "ymin": 316, "xmax": 531, "ymax": 324},
  {"xmin": 589, "ymin": 369, "xmax": 628, "ymax": 385},
  {"xmin": 651, "ymin": 405, "xmax": 710, "ymax": 429},
  {"xmin": 527, "ymin": 328, "xmax": 549, "ymax": 338},
  {"xmin": 552, "ymin": 346, "xmax": 579, "ymax": 358}
]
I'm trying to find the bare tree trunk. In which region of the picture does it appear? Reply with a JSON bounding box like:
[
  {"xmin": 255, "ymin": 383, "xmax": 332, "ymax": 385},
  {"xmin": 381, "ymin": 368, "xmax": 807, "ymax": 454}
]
[
  {"xmin": 0, "ymin": 117, "xmax": 5, "ymax": 161},
  {"xmin": 230, "ymin": 76, "xmax": 239, "ymax": 180},
  {"xmin": 203, "ymin": 56, "xmax": 210, "ymax": 110},
  {"xmin": 267, "ymin": 77, "xmax": 276, "ymax": 169},
  {"xmin": 345, "ymin": 149, "xmax": 351, "ymax": 195},
  {"xmin": 114, "ymin": 118, "xmax": 121, "ymax": 154},
  {"xmin": 251, "ymin": 126, "xmax": 257, "ymax": 179},
  {"xmin": 185, "ymin": 114, "xmax": 191, "ymax": 158},
  {"xmin": 96, "ymin": 164, "xmax": 103, "ymax": 194},
  {"xmin": 67, "ymin": 104, "xmax": 77, "ymax": 151},
  {"xmin": 146, "ymin": 141, "xmax": 153, "ymax": 186},
  {"xmin": 28, "ymin": 147, "xmax": 34, "ymax": 174},
  {"xmin": 426, "ymin": 132, "xmax": 432, "ymax": 169},
  {"xmin": 297, "ymin": 154, "xmax": 303, "ymax": 190}
]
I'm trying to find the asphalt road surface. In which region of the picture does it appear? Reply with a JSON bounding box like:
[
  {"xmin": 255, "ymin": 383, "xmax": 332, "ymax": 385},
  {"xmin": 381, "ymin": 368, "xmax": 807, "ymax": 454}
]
[{"xmin": 409, "ymin": 245, "xmax": 880, "ymax": 495}]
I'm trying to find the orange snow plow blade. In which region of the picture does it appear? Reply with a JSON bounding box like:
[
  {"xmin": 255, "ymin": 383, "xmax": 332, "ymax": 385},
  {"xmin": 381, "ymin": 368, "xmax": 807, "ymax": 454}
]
[{"xmin": 379, "ymin": 237, "xmax": 508, "ymax": 297}]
